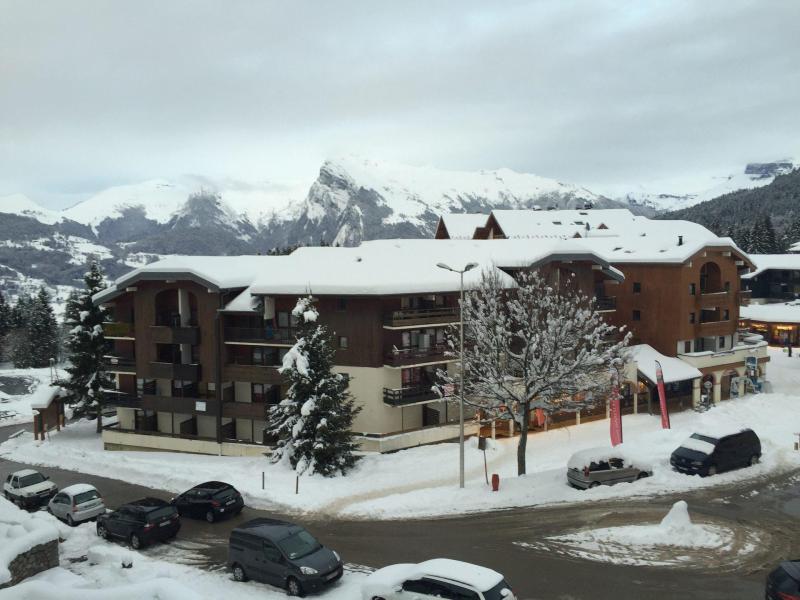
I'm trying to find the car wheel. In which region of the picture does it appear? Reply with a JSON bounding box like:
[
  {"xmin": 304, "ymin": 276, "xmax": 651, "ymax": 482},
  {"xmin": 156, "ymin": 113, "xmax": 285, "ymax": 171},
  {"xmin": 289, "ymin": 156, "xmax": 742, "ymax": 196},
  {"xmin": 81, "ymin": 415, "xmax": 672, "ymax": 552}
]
[
  {"xmin": 205, "ymin": 511, "xmax": 215, "ymax": 524},
  {"xmin": 707, "ymin": 465, "xmax": 717, "ymax": 477},
  {"xmin": 286, "ymin": 576, "xmax": 305, "ymax": 597},
  {"xmin": 749, "ymin": 455, "xmax": 760, "ymax": 466},
  {"xmin": 589, "ymin": 481, "xmax": 601, "ymax": 489},
  {"xmin": 130, "ymin": 533, "xmax": 142, "ymax": 550},
  {"xmin": 67, "ymin": 514, "xmax": 75, "ymax": 527},
  {"xmin": 97, "ymin": 524, "xmax": 108, "ymax": 539},
  {"xmin": 232, "ymin": 563, "xmax": 247, "ymax": 582}
]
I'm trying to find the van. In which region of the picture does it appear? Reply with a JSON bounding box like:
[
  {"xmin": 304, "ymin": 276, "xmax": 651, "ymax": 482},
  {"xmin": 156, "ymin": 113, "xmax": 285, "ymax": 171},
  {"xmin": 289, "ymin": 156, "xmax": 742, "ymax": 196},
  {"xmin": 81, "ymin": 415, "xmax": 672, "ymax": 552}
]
[
  {"xmin": 670, "ymin": 428, "xmax": 761, "ymax": 477},
  {"xmin": 228, "ymin": 518, "xmax": 343, "ymax": 596}
]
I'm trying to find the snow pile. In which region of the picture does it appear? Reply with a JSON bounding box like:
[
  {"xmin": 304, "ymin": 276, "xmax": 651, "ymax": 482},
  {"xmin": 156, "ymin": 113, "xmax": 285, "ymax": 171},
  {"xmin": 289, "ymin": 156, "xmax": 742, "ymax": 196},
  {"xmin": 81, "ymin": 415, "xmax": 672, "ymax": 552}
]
[{"xmin": 0, "ymin": 497, "xmax": 59, "ymax": 585}]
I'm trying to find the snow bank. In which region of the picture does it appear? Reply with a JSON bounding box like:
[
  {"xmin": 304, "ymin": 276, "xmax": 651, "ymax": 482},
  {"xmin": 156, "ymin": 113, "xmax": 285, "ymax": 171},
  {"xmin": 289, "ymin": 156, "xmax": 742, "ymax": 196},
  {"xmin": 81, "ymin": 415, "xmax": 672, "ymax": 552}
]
[{"xmin": 0, "ymin": 497, "xmax": 59, "ymax": 585}]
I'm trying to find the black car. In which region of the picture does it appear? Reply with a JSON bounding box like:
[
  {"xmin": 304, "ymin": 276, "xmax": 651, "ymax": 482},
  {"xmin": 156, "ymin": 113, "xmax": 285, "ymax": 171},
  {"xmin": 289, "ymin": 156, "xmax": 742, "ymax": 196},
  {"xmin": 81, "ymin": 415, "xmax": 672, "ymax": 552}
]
[
  {"xmin": 171, "ymin": 481, "xmax": 244, "ymax": 523},
  {"xmin": 97, "ymin": 497, "xmax": 180, "ymax": 549},
  {"xmin": 228, "ymin": 518, "xmax": 343, "ymax": 596},
  {"xmin": 670, "ymin": 428, "xmax": 761, "ymax": 477},
  {"xmin": 766, "ymin": 561, "xmax": 800, "ymax": 599}
]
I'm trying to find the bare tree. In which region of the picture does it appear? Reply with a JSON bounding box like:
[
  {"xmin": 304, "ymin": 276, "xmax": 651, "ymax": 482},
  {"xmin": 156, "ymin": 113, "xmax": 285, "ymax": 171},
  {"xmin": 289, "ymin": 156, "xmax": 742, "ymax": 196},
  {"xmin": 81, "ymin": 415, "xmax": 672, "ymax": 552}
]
[{"xmin": 439, "ymin": 268, "xmax": 630, "ymax": 476}]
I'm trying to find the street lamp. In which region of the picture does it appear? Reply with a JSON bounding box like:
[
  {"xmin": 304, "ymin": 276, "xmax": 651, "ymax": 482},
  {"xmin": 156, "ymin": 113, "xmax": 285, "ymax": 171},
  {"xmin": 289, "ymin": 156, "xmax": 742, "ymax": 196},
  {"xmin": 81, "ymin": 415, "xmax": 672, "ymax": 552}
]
[{"xmin": 437, "ymin": 261, "xmax": 478, "ymax": 489}]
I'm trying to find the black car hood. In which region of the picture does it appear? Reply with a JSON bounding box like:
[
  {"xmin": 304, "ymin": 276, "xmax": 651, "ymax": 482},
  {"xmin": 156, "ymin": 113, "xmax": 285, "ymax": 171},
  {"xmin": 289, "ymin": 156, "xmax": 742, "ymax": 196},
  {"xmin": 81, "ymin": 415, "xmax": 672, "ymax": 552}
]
[
  {"xmin": 671, "ymin": 447, "xmax": 708, "ymax": 462},
  {"xmin": 293, "ymin": 546, "xmax": 339, "ymax": 573}
]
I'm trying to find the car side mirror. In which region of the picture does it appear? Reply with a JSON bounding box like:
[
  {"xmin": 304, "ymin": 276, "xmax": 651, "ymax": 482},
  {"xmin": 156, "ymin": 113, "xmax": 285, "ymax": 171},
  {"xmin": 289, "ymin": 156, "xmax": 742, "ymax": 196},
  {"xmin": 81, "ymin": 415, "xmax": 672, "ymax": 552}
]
[{"xmin": 44, "ymin": 475, "xmax": 50, "ymax": 480}]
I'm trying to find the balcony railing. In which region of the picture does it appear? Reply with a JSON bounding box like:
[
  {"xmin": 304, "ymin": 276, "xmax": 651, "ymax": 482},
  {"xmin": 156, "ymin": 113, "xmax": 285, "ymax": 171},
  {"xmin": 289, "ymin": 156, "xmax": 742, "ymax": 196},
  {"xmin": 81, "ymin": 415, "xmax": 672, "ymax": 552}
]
[
  {"xmin": 594, "ymin": 297, "xmax": 617, "ymax": 312},
  {"xmin": 150, "ymin": 325, "xmax": 200, "ymax": 345},
  {"xmin": 222, "ymin": 363, "xmax": 284, "ymax": 385},
  {"xmin": 737, "ymin": 290, "xmax": 752, "ymax": 306},
  {"xmin": 383, "ymin": 307, "xmax": 460, "ymax": 327},
  {"xmin": 103, "ymin": 322, "xmax": 134, "ymax": 338},
  {"xmin": 147, "ymin": 361, "xmax": 201, "ymax": 380},
  {"xmin": 383, "ymin": 385, "xmax": 442, "ymax": 406},
  {"xmin": 103, "ymin": 355, "xmax": 136, "ymax": 373},
  {"xmin": 384, "ymin": 344, "xmax": 450, "ymax": 367},
  {"xmin": 697, "ymin": 290, "xmax": 730, "ymax": 308},
  {"xmin": 224, "ymin": 327, "xmax": 295, "ymax": 344}
]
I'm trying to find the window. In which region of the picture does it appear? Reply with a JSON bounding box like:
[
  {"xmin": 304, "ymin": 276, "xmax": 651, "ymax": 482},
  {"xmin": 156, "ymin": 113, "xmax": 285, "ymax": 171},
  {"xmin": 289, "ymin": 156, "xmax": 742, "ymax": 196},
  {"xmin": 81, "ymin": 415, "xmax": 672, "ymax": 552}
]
[
  {"xmin": 252, "ymin": 383, "xmax": 267, "ymax": 403},
  {"xmin": 684, "ymin": 341, "xmax": 691, "ymax": 353},
  {"xmin": 633, "ymin": 282, "xmax": 642, "ymax": 293},
  {"xmin": 339, "ymin": 336, "xmax": 349, "ymax": 349},
  {"xmin": 724, "ymin": 281, "xmax": 731, "ymax": 292},
  {"xmin": 723, "ymin": 309, "xmax": 730, "ymax": 320},
  {"xmin": 632, "ymin": 310, "xmax": 641, "ymax": 321},
  {"xmin": 609, "ymin": 458, "xmax": 625, "ymax": 469},
  {"xmin": 263, "ymin": 541, "xmax": 283, "ymax": 563},
  {"xmin": 337, "ymin": 298, "xmax": 347, "ymax": 312},
  {"xmin": 689, "ymin": 283, "xmax": 696, "ymax": 296},
  {"xmin": 689, "ymin": 312, "xmax": 695, "ymax": 324},
  {"xmin": 718, "ymin": 336, "xmax": 726, "ymax": 349}
]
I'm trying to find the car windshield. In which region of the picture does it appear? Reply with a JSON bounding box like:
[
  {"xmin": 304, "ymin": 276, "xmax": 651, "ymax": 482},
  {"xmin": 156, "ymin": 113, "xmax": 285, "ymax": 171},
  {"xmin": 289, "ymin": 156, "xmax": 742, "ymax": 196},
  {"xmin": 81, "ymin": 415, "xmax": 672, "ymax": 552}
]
[
  {"xmin": 146, "ymin": 506, "xmax": 176, "ymax": 522},
  {"xmin": 483, "ymin": 579, "xmax": 513, "ymax": 600},
  {"xmin": 277, "ymin": 530, "xmax": 321, "ymax": 560},
  {"xmin": 212, "ymin": 487, "xmax": 236, "ymax": 500},
  {"xmin": 73, "ymin": 489, "xmax": 100, "ymax": 505},
  {"xmin": 19, "ymin": 473, "xmax": 46, "ymax": 487},
  {"xmin": 690, "ymin": 433, "xmax": 718, "ymax": 444}
]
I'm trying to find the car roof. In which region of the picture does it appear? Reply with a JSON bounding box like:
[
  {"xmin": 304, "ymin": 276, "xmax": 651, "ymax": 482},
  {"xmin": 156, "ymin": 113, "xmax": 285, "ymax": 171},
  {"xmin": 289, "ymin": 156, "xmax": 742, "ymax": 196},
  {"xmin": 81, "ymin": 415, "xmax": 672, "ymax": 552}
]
[
  {"xmin": 61, "ymin": 483, "xmax": 97, "ymax": 496},
  {"xmin": 781, "ymin": 561, "xmax": 800, "ymax": 581},
  {"xmin": 233, "ymin": 518, "xmax": 300, "ymax": 541},
  {"xmin": 193, "ymin": 481, "xmax": 232, "ymax": 491},
  {"xmin": 12, "ymin": 469, "xmax": 40, "ymax": 478},
  {"xmin": 419, "ymin": 559, "xmax": 503, "ymax": 591},
  {"xmin": 126, "ymin": 497, "xmax": 170, "ymax": 511}
]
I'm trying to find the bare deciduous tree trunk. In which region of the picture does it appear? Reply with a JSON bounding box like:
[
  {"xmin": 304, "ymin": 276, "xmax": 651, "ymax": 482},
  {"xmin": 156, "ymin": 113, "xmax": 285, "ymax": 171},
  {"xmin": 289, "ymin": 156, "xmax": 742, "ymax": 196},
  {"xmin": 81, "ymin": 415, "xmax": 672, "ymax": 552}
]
[{"xmin": 517, "ymin": 401, "xmax": 531, "ymax": 475}]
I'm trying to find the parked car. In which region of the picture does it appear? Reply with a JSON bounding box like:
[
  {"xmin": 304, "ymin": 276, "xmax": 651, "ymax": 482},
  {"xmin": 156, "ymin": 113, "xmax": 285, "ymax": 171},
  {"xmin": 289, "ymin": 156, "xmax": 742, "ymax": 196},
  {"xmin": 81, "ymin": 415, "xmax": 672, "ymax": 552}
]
[
  {"xmin": 766, "ymin": 560, "xmax": 800, "ymax": 599},
  {"xmin": 670, "ymin": 429, "xmax": 761, "ymax": 477},
  {"xmin": 96, "ymin": 497, "xmax": 180, "ymax": 549},
  {"xmin": 566, "ymin": 447, "xmax": 652, "ymax": 489},
  {"xmin": 362, "ymin": 558, "xmax": 516, "ymax": 600},
  {"xmin": 171, "ymin": 481, "xmax": 244, "ymax": 523},
  {"xmin": 228, "ymin": 518, "xmax": 343, "ymax": 596},
  {"xmin": 48, "ymin": 483, "xmax": 106, "ymax": 526},
  {"xmin": 3, "ymin": 469, "xmax": 58, "ymax": 509}
]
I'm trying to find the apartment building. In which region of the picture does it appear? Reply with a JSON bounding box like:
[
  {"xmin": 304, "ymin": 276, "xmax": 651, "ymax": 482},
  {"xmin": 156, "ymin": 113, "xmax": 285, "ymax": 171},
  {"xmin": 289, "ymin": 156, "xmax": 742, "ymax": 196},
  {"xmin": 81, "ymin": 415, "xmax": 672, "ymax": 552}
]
[
  {"xmin": 436, "ymin": 209, "xmax": 769, "ymax": 410},
  {"xmin": 95, "ymin": 238, "xmax": 623, "ymax": 454}
]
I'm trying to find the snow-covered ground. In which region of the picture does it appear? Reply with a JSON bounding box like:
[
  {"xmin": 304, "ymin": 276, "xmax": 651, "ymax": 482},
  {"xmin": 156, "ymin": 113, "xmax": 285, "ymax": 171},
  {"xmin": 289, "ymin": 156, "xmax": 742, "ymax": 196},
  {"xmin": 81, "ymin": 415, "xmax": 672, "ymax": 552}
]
[
  {"xmin": 0, "ymin": 366, "xmax": 63, "ymax": 427},
  {"xmin": 0, "ymin": 498, "xmax": 366, "ymax": 599},
  {"xmin": 1, "ymin": 347, "xmax": 798, "ymax": 519}
]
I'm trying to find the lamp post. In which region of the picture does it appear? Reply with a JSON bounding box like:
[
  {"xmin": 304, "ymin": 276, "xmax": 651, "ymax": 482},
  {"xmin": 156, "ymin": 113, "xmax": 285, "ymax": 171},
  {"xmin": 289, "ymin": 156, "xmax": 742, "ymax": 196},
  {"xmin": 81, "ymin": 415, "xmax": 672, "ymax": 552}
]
[{"xmin": 437, "ymin": 261, "xmax": 478, "ymax": 489}]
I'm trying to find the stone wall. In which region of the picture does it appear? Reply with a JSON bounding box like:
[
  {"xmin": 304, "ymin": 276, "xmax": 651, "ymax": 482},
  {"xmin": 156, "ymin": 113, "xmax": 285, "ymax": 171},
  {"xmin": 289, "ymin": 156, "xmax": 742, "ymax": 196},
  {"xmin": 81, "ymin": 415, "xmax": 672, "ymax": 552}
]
[{"xmin": 0, "ymin": 540, "xmax": 59, "ymax": 589}]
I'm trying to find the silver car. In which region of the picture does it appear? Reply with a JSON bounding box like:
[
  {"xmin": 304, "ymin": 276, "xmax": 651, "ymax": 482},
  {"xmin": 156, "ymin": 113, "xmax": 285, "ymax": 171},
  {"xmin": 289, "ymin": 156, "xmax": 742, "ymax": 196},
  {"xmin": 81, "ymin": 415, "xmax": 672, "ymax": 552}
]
[
  {"xmin": 48, "ymin": 483, "xmax": 106, "ymax": 526},
  {"xmin": 567, "ymin": 447, "xmax": 652, "ymax": 490}
]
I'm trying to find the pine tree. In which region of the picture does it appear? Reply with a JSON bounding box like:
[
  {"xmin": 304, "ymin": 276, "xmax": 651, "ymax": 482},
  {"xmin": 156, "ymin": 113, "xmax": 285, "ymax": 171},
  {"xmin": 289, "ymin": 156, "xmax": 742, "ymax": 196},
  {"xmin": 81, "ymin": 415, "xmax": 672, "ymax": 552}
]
[
  {"xmin": 27, "ymin": 287, "xmax": 59, "ymax": 367},
  {"xmin": 267, "ymin": 296, "xmax": 361, "ymax": 476},
  {"xmin": 57, "ymin": 263, "xmax": 114, "ymax": 433},
  {"xmin": 9, "ymin": 294, "xmax": 34, "ymax": 368},
  {"xmin": 782, "ymin": 215, "xmax": 800, "ymax": 251},
  {"xmin": 0, "ymin": 292, "xmax": 10, "ymax": 362}
]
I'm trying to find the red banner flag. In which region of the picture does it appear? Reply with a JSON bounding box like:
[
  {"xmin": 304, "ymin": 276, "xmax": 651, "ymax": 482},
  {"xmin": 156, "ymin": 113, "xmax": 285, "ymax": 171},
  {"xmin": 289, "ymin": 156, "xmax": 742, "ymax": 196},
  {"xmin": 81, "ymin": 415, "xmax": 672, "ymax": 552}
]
[
  {"xmin": 655, "ymin": 360, "xmax": 671, "ymax": 429},
  {"xmin": 535, "ymin": 408, "xmax": 545, "ymax": 427},
  {"xmin": 609, "ymin": 370, "xmax": 623, "ymax": 446}
]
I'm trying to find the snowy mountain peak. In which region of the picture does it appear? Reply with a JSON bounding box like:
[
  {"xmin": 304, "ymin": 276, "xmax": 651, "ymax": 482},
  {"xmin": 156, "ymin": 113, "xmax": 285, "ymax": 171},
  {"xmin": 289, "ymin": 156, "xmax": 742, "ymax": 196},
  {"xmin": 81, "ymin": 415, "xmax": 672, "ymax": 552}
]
[{"xmin": 0, "ymin": 193, "xmax": 63, "ymax": 225}]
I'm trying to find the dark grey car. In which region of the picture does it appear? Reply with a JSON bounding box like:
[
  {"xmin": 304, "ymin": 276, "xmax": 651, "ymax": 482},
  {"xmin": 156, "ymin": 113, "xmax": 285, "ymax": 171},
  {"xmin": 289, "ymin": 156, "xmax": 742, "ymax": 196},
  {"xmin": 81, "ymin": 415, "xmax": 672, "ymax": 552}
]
[
  {"xmin": 228, "ymin": 518, "xmax": 343, "ymax": 596},
  {"xmin": 567, "ymin": 447, "xmax": 652, "ymax": 489}
]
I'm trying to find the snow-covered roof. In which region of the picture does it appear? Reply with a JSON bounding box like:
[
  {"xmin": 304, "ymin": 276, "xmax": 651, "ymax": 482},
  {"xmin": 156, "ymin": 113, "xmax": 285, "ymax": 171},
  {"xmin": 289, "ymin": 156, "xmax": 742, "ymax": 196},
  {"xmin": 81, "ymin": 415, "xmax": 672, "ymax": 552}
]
[
  {"xmin": 740, "ymin": 302, "xmax": 800, "ymax": 324},
  {"xmin": 12, "ymin": 468, "xmax": 39, "ymax": 478},
  {"xmin": 629, "ymin": 344, "xmax": 701, "ymax": 384},
  {"xmin": 29, "ymin": 384, "xmax": 63, "ymax": 410},
  {"xmin": 490, "ymin": 208, "xmax": 637, "ymax": 239},
  {"xmin": 94, "ymin": 255, "xmax": 277, "ymax": 304},
  {"xmin": 221, "ymin": 287, "xmax": 260, "ymax": 313},
  {"xmin": 0, "ymin": 497, "xmax": 60, "ymax": 585},
  {"xmin": 60, "ymin": 483, "xmax": 98, "ymax": 496},
  {"xmin": 437, "ymin": 213, "xmax": 489, "ymax": 239},
  {"xmin": 417, "ymin": 559, "xmax": 504, "ymax": 591},
  {"xmin": 248, "ymin": 238, "xmax": 622, "ymax": 296},
  {"xmin": 742, "ymin": 254, "xmax": 800, "ymax": 279}
]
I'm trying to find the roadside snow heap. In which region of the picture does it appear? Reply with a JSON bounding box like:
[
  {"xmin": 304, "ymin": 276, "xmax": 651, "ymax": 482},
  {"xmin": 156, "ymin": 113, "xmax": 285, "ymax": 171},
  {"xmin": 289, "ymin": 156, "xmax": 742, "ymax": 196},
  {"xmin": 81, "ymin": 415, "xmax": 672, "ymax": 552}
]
[{"xmin": 0, "ymin": 496, "xmax": 59, "ymax": 587}]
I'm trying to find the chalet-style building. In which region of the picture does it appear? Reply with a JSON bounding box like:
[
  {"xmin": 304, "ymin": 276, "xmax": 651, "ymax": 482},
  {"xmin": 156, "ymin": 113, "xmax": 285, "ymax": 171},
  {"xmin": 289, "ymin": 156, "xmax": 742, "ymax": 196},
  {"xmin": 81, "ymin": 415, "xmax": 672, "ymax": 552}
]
[{"xmin": 741, "ymin": 254, "xmax": 800, "ymax": 300}]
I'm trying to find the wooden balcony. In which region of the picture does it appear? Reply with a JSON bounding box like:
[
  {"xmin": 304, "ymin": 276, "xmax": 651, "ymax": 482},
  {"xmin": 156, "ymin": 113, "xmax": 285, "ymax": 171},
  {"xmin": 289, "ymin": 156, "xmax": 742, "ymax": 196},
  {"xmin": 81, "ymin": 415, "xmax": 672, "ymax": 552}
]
[
  {"xmin": 737, "ymin": 290, "xmax": 752, "ymax": 306},
  {"xmin": 103, "ymin": 322, "xmax": 134, "ymax": 339},
  {"xmin": 594, "ymin": 296, "xmax": 617, "ymax": 312},
  {"xmin": 696, "ymin": 290, "xmax": 730, "ymax": 309},
  {"xmin": 150, "ymin": 325, "xmax": 200, "ymax": 345},
  {"xmin": 698, "ymin": 320, "xmax": 734, "ymax": 337},
  {"xmin": 147, "ymin": 361, "xmax": 201, "ymax": 381},
  {"xmin": 141, "ymin": 394, "xmax": 218, "ymax": 415},
  {"xmin": 383, "ymin": 307, "xmax": 460, "ymax": 329},
  {"xmin": 222, "ymin": 401, "xmax": 271, "ymax": 420},
  {"xmin": 223, "ymin": 363, "xmax": 284, "ymax": 384},
  {"xmin": 383, "ymin": 385, "xmax": 441, "ymax": 406},
  {"xmin": 224, "ymin": 327, "xmax": 295, "ymax": 345},
  {"xmin": 384, "ymin": 344, "xmax": 451, "ymax": 368},
  {"xmin": 103, "ymin": 354, "xmax": 136, "ymax": 374}
]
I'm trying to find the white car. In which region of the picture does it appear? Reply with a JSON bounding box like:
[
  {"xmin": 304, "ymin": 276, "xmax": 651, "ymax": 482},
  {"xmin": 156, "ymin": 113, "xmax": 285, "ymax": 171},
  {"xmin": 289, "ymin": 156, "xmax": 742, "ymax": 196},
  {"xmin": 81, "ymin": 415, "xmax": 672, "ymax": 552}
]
[
  {"xmin": 361, "ymin": 558, "xmax": 516, "ymax": 600},
  {"xmin": 47, "ymin": 483, "xmax": 106, "ymax": 526},
  {"xmin": 3, "ymin": 469, "xmax": 58, "ymax": 509}
]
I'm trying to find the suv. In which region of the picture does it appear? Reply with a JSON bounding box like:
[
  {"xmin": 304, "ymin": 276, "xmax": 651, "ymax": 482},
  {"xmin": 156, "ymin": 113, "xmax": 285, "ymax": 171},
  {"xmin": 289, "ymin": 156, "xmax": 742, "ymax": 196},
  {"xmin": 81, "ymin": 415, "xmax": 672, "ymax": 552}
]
[
  {"xmin": 3, "ymin": 469, "xmax": 58, "ymax": 509},
  {"xmin": 670, "ymin": 429, "xmax": 761, "ymax": 476},
  {"xmin": 766, "ymin": 561, "xmax": 800, "ymax": 599},
  {"xmin": 171, "ymin": 481, "xmax": 244, "ymax": 523},
  {"xmin": 97, "ymin": 497, "xmax": 180, "ymax": 549},
  {"xmin": 566, "ymin": 447, "xmax": 651, "ymax": 489},
  {"xmin": 228, "ymin": 518, "xmax": 343, "ymax": 596},
  {"xmin": 361, "ymin": 558, "xmax": 516, "ymax": 600}
]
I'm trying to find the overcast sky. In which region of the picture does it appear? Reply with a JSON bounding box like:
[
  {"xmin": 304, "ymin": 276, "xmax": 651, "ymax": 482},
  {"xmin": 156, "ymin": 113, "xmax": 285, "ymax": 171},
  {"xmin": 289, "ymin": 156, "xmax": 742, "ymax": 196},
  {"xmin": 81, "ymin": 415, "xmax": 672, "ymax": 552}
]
[{"xmin": 1, "ymin": 0, "xmax": 799, "ymax": 209}]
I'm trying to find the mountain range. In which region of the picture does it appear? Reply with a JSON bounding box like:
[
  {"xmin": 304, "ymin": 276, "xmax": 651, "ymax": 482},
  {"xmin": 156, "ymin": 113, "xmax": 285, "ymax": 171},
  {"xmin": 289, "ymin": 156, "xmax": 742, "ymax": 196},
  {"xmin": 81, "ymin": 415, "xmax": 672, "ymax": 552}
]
[{"xmin": 0, "ymin": 156, "xmax": 797, "ymax": 309}]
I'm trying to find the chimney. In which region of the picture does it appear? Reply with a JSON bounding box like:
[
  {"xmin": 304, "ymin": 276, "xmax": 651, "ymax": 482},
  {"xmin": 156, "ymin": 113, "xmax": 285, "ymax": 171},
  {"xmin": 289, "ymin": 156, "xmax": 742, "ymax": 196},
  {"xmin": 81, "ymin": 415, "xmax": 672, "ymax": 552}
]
[{"xmin": 678, "ymin": 235, "xmax": 683, "ymax": 246}]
